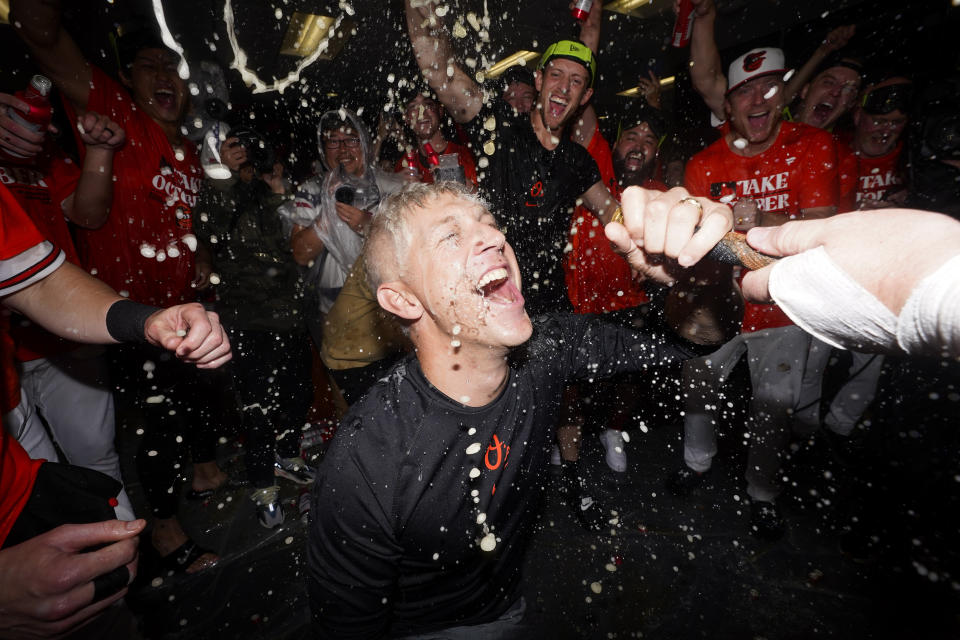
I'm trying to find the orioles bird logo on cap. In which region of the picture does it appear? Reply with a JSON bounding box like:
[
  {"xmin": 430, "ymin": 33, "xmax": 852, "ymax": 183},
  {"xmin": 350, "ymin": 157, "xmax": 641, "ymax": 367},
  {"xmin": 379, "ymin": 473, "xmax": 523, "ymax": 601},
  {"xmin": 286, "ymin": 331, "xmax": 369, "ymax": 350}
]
[{"xmin": 743, "ymin": 51, "xmax": 767, "ymax": 72}]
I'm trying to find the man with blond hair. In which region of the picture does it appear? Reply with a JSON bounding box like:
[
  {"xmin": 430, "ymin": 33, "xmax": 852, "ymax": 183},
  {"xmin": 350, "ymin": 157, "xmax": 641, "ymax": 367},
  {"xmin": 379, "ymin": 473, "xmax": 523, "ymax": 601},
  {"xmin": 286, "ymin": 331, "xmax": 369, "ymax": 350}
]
[{"xmin": 307, "ymin": 181, "xmax": 734, "ymax": 637}]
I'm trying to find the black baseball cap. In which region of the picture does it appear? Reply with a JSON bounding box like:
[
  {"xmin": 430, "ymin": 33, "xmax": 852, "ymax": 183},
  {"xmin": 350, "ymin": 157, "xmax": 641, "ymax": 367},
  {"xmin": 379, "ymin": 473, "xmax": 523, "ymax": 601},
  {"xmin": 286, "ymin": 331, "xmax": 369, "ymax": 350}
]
[{"xmin": 617, "ymin": 101, "xmax": 667, "ymax": 144}]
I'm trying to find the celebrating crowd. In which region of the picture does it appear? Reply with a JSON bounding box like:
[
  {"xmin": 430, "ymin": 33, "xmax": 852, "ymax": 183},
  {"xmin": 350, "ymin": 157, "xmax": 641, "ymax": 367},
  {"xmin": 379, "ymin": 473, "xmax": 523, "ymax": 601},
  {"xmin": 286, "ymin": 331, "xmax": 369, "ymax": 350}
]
[{"xmin": 1, "ymin": 0, "xmax": 958, "ymax": 638}]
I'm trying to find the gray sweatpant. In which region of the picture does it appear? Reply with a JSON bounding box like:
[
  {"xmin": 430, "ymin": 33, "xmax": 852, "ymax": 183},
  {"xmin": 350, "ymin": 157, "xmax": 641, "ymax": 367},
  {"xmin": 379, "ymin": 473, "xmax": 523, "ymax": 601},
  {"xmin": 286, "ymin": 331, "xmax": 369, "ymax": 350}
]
[{"xmin": 681, "ymin": 325, "xmax": 883, "ymax": 502}]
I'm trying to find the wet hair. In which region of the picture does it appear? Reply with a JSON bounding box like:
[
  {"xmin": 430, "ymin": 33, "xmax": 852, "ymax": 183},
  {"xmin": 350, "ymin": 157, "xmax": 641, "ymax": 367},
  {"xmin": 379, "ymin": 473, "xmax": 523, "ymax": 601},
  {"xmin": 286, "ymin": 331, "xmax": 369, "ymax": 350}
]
[
  {"xmin": 364, "ymin": 182, "xmax": 488, "ymax": 292},
  {"xmin": 396, "ymin": 83, "xmax": 438, "ymax": 113}
]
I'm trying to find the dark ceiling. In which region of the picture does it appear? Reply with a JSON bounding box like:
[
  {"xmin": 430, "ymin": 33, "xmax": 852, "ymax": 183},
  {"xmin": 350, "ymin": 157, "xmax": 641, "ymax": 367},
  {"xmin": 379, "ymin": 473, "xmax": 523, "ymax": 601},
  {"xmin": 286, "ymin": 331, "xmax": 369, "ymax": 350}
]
[{"xmin": 1, "ymin": 0, "xmax": 957, "ymax": 173}]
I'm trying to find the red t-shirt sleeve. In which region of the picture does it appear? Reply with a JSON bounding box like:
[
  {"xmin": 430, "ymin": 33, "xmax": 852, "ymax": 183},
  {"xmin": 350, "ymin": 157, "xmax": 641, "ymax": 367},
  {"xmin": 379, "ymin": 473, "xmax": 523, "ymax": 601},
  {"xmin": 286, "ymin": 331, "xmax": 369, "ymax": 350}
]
[
  {"xmin": 797, "ymin": 129, "xmax": 839, "ymax": 212},
  {"xmin": 0, "ymin": 184, "xmax": 54, "ymax": 545},
  {"xmin": 0, "ymin": 184, "xmax": 64, "ymax": 296},
  {"xmin": 0, "ymin": 184, "xmax": 47, "ymax": 259}
]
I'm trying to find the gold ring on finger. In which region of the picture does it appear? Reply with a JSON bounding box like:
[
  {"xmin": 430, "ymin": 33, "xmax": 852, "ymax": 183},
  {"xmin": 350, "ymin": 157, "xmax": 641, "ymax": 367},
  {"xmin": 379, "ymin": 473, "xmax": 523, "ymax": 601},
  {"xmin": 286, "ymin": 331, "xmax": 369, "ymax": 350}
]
[{"xmin": 677, "ymin": 196, "xmax": 703, "ymax": 216}]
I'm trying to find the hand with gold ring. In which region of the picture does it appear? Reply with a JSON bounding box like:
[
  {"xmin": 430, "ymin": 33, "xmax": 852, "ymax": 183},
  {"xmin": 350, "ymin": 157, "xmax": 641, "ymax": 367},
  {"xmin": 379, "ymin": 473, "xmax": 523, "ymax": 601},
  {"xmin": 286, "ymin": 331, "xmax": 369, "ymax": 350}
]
[{"xmin": 604, "ymin": 186, "xmax": 733, "ymax": 285}]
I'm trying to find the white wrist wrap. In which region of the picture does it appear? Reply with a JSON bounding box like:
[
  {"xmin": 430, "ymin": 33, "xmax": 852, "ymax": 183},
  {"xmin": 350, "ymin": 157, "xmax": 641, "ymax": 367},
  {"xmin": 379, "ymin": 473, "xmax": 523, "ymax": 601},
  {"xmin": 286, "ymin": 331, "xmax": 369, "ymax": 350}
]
[
  {"xmin": 896, "ymin": 255, "xmax": 960, "ymax": 358},
  {"xmin": 768, "ymin": 247, "xmax": 897, "ymax": 352},
  {"xmin": 770, "ymin": 248, "xmax": 960, "ymax": 358}
]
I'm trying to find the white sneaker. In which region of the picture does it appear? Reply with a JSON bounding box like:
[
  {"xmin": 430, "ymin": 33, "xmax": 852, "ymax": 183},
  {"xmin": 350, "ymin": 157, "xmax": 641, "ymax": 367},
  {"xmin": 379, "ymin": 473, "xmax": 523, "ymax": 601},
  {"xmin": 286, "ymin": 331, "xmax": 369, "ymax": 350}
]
[
  {"xmin": 599, "ymin": 429, "xmax": 627, "ymax": 473},
  {"xmin": 550, "ymin": 444, "xmax": 562, "ymax": 466}
]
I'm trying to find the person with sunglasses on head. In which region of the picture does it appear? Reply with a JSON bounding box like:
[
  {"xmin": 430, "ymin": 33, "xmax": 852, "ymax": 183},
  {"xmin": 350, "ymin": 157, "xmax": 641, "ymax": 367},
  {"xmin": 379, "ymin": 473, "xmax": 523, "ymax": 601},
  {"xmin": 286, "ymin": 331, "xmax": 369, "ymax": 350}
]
[{"xmin": 837, "ymin": 75, "xmax": 913, "ymax": 210}]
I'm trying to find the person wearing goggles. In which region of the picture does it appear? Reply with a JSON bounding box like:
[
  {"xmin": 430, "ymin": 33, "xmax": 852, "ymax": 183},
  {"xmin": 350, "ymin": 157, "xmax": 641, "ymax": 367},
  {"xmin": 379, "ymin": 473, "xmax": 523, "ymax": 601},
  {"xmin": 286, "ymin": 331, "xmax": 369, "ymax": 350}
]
[{"xmin": 837, "ymin": 76, "xmax": 913, "ymax": 209}]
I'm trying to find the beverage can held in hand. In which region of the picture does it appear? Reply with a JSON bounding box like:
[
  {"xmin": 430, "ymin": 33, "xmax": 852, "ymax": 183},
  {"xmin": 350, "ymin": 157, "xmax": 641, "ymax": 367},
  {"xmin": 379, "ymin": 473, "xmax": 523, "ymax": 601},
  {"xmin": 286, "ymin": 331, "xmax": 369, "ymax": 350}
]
[
  {"xmin": 571, "ymin": 0, "xmax": 593, "ymax": 21},
  {"xmin": 672, "ymin": 0, "xmax": 696, "ymax": 48},
  {"xmin": 3, "ymin": 74, "xmax": 53, "ymax": 159}
]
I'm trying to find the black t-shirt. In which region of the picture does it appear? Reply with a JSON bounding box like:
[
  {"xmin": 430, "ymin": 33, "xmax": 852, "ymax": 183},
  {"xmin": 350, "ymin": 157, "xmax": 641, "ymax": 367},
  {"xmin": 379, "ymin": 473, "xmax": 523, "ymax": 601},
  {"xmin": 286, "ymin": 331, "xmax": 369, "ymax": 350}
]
[
  {"xmin": 463, "ymin": 102, "xmax": 601, "ymax": 315},
  {"xmin": 307, "ymin": 313, "xmax": 694, "ymax": 638}
]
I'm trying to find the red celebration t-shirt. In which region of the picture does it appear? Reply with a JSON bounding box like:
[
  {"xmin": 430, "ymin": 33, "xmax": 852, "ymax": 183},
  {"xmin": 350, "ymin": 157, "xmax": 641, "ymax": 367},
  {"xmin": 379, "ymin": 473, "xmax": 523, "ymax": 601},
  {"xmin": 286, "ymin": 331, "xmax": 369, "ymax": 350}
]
[
  {"xmin": 1, "ymin": 151, "xmax": 82, "ymax": 362},
  {"xmin": 685, "ymin": 121, "xmax": 840, "ymax": 332},
  {"xmin": 72, "ymin": 67, "xmax": 202, "ymax": 306},
  {"xmin": 566, "ymin": 126, "xmax": 662, "ymax": 315},
  {"xmin": 0, "ymin": 183, "xmax": 62, "ymax": 546}
]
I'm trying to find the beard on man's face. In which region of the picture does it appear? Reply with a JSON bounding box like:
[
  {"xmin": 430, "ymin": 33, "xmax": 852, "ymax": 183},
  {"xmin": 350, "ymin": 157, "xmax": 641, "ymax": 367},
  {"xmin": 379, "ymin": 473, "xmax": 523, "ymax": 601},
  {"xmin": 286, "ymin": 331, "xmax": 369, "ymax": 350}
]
[{"xmin": 613, "ymin": 151, "xmax": 655, "ymax": 188}]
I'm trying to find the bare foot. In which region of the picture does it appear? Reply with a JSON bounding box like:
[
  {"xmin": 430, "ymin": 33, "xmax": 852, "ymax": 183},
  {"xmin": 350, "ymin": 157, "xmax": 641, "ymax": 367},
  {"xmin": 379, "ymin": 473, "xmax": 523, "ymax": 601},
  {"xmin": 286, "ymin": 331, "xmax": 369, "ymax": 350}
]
[
  {"xmin": 152, "ymin": 517, "xmax": 218, "ymax": 574},
  {"xmin": 191, "ymin": 460, "xmax": 228, "ymax": 493}
]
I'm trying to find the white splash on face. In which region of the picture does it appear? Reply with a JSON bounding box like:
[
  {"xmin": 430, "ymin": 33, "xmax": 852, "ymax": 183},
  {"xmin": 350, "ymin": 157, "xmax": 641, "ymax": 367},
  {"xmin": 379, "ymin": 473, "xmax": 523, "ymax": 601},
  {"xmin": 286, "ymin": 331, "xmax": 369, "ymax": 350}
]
[{"xmin": 404, "ymin": 196, "xmax": 531, "ymax": 350}]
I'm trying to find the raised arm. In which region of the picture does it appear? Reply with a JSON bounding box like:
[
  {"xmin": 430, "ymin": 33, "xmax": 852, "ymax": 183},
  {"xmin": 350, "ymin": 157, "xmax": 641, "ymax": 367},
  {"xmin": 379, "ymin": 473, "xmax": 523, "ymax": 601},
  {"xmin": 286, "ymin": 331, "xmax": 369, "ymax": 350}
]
[
  {"xmin": 783, "ymin": 25, "xmax": 856, "ymax": 105},
  {"xmin": 65, "ymin": 111, "xmax": 126, "ymax": 229},
  {"xmin": 686, "ymin": 0, "xmax": 726, "ymax": 121},
  {"xmin": 405, "ymin": 0, "xmax": 484, "ymax": 123},
  {"xmin": 10, "ymin": 0, "xmax": 93, "ymax": 110},
  {"xmin": 571, "ymin": 1, "xmax": 601, "ymax": 148}
]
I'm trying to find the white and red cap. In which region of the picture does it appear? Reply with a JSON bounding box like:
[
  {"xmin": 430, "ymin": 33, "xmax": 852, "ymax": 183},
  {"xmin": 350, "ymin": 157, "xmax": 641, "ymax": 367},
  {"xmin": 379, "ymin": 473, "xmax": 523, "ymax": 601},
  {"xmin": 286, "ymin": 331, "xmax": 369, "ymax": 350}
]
[{"xmin": 726, "ymin": 48, "xmax": 788, "ymax": 94}]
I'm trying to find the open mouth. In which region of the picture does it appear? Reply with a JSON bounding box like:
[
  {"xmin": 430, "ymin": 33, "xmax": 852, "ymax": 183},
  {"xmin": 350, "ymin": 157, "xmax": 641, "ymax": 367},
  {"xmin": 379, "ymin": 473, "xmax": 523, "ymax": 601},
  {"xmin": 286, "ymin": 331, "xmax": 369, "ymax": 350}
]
[
  {"xmin": 812, "ymin": 101, "xmax": 834, "ymax": 122},
  {"xmin": 476, "ymin": 266, "xmax": 522, "ymax": 305},
  {"xmin": 547, "ymin": 95, "xmax": 568, "ymax": 119},
  {"xmin": 746, "ymin": 111, "xmax": 770, "ymax": 131},
  {"xmin": 624, "ymin": 149, "xmax": 646, "ymax": 170},
  {"xmin": 155, "ymin": 88, "xmax": 176, "ymax": 110}
]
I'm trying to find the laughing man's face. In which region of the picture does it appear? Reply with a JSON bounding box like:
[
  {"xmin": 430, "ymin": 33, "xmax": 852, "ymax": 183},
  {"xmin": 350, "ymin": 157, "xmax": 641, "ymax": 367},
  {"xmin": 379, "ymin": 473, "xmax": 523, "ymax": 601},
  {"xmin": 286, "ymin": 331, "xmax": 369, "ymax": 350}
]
[
  {"xmin": 401, "ymin": 195, "xmax": 532, "ymax": 351},
  {"xmin": 613, "ymin": 122, "xmax": 659, "ymax": 186},
  {"xmin": 725, "ymin": 75, "xmax": 785, "ymax": 147},
  {"xmin": 127, "ymin": 48, "xmax": 187, "ymax": 127},
  {"xmin": 797, "ymin": 66, "xmax": 861, "ymax": 130},
  {"xmin": 534, "ymin": 58, "xmax": 593, "ymax": 132}
]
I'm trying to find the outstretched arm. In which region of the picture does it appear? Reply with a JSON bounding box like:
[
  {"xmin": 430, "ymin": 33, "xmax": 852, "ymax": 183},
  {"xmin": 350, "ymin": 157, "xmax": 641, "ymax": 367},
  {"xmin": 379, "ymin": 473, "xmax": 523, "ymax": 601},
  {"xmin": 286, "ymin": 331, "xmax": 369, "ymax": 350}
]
[
  {"xmin": 4, "ymin": 262, "xmax": 231, "ymax": 367},
  {"xmin": 10, "ymin": 0, "xmax": 93, "ymax": 110},
  {"xmin": 4, "ymin": 261, "xmax": 123, "ymax": 344},
  {"xmin": 685, "ymin": 0, "xmax": 726, "ymax": 121},
  {"xmin": 581, "ymin": 182, "xmax": 621, "ymax": 224},
  {"xmin": 405, "ymin": 0, "xmax": 484, "ymax": 123},
  {"xmin": 740, "ymin": 209, "xmax": 960, "ymax": 357}
]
